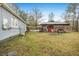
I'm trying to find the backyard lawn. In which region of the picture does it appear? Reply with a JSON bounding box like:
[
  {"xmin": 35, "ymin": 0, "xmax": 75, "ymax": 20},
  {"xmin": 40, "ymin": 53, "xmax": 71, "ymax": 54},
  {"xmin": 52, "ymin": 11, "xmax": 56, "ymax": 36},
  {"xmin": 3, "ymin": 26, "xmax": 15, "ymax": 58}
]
[{"xmin": 0, "ymin": 32, "xmax": 79, "ymax": 56}]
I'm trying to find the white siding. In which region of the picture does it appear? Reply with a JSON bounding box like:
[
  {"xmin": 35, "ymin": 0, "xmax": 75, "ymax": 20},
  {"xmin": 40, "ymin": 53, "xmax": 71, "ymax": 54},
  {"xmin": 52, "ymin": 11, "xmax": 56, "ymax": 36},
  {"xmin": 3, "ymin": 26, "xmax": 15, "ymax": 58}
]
[
  {"xmin": 0, "ymin": 7, "xmax": 2, "ymax": 31},
  {"xmin": 0, "ymin": 7, "xmax": 26, "ymax": 40}
]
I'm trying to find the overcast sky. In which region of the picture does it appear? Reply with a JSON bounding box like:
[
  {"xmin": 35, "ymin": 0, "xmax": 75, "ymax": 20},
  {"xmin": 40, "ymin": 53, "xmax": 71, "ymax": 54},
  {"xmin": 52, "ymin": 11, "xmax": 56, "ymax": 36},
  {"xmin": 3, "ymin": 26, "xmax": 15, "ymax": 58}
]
[{"xmin": 16, "ymin": 3, "xmax": 69, "ymax": 22}]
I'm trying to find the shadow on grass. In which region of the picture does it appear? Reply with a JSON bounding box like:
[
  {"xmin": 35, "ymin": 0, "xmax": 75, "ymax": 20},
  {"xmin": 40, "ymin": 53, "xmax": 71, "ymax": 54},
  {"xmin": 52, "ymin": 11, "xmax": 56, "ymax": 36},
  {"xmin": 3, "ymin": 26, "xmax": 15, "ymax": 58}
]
[{"xmin": 0, "ymin": 35, "xmax": 24, "ymax": 56}]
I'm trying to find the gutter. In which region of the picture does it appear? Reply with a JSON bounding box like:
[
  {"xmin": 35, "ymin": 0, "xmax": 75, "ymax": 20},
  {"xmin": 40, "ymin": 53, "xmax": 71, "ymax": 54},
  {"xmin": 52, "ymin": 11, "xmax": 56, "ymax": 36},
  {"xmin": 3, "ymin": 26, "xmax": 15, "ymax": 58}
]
[{"xmin": 0, "ymin": 3, "xmax": 26, "ymax": 24}]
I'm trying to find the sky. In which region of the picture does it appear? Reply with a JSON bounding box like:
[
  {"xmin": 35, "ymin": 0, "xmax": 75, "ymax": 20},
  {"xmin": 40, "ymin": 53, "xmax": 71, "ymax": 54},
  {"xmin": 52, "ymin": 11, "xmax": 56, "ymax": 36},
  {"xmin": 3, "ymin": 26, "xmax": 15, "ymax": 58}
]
[{"xmin": 16, "ymin": 3, "xmax": 69, "ymax": 22}]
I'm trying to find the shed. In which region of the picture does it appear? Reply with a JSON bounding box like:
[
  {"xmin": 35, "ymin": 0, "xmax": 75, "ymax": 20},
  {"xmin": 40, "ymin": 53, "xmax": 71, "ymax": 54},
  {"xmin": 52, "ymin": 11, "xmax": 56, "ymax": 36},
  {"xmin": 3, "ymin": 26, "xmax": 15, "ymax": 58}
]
[{"xmin": 40, "ymin": 22, "xmax": 71, "ymax": 32}]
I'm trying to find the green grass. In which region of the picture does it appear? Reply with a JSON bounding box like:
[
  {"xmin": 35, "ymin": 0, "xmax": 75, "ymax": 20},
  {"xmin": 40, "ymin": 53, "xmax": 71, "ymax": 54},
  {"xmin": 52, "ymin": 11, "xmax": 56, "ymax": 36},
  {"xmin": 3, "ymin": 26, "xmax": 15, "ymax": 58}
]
[{"xmin": 0, "ymin": 32, "xmax": 79, "ymax": 56}]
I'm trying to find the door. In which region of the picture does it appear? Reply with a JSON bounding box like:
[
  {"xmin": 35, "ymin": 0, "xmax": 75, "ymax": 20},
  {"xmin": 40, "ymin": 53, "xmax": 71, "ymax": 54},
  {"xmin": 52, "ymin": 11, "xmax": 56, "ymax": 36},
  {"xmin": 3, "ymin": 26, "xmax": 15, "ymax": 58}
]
[{"xmin": 47, "ymin": 25, "xmax": 54, "ymax": 32}]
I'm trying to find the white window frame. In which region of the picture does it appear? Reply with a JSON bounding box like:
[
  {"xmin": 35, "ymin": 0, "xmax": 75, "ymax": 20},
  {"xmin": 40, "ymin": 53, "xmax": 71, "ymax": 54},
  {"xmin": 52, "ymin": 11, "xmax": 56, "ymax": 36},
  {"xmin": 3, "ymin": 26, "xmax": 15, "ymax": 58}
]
[
  {"xmin": 11, "ymin": 17, "xmax": 18, "ymax": 28},
  {"xmin": 2, "ymin": 18, "xmax": 9, "ymax": 30}
]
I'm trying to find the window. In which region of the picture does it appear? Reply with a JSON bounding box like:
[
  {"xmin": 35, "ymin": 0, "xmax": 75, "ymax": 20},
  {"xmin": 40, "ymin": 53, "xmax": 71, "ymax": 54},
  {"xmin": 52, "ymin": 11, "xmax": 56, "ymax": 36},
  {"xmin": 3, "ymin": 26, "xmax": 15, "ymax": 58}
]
[
  {"xmin": 11, "ymin": 18, "xmax": 18, "ymax": 28},
  {"xmin": 2, "ymin": 18, "xmax": 9, "ymax": 30},
  {"xmin": 11, "ymin": 18, "xmax": 14, "ymax": 27},
  {"xmin": 13, "ymin": 19, "xmax": 18, "ymax": 28}
]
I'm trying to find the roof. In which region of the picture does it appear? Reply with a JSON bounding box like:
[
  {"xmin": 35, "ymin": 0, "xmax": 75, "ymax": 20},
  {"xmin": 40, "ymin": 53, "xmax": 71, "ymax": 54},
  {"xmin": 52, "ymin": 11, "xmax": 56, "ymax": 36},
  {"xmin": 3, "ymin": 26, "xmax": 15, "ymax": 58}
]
[
  {"xmin": 0, "ymin": 3, "xmax": 26, "ymax": 24},
  {"xmin": 40, "ymin": 22, "xmax": 69, "ymax": 25}
]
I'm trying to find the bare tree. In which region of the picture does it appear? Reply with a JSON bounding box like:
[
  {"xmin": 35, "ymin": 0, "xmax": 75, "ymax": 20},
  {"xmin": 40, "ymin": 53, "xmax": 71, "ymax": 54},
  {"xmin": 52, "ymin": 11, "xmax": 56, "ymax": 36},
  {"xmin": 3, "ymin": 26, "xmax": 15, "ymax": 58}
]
[
  {"xmin": 75, "ymin": 12, "xmax": 79, "ymax": 31},
  {"xmin": 19, "ymin": 10, "xmax": 28, "ymax": 22},
  {"xmin": 48, "ymin": 12, "xmax": 54, "ymax": 22},
  {"xmin": 28, "ymin": 15, "xmax": 36, "ymax": 27},
  {"xmin": 65, "ymin": 3, "xmax": 79, "ymax": 31},
  {"xmin": 31, "ymin": 8, "xmax": 43, "ymax": 29}
]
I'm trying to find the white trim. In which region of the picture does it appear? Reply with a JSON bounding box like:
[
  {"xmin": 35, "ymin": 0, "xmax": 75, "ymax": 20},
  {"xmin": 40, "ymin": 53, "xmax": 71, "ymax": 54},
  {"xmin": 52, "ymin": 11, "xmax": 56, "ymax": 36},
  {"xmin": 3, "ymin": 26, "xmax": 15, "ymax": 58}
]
[{"xmin": 0, "ymin": 3, "xmax": 26, "ymax": 24}]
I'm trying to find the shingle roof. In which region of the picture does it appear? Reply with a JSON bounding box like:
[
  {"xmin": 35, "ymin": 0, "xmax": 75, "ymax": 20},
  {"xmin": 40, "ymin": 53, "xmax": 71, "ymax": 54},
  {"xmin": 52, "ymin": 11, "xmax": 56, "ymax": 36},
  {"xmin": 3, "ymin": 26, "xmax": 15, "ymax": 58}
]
[{"xmin": 40, "ymin": 22, "xmax": 69, "ymax": 25}]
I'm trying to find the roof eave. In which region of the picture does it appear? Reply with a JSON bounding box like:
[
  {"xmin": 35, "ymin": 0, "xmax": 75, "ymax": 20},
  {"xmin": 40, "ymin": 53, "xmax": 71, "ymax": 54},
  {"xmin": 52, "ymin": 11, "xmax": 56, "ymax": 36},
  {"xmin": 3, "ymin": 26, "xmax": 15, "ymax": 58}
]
[
  {"xmin": 40, "ymin": 23, "xmax": 69, "ymax": 25},
  {"xmin": 0, "ymin": 3, "xmax": 26, "ymax": 24}
]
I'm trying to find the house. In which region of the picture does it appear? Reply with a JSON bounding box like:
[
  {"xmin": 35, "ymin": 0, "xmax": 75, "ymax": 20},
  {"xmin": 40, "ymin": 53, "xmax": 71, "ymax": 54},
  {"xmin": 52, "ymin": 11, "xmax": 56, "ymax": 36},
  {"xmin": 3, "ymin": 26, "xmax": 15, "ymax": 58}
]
[
  {"xmin": 40, "ymin": 22, "xmax": 71, "ymax": 32},
  {"xmin": 0, "ymin": 3, "xmax": 27, "ymax": 40}
]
